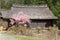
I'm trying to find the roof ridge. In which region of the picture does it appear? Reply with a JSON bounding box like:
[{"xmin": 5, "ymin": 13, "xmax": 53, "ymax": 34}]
[{"xmin": 12, "ymin": 4, "xmax": 48, "ymax": 8}]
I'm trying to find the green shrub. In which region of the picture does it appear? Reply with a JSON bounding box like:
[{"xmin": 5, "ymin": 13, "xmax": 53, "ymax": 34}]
[
  {"xmin": 9, "ymin": 26, "xmax": 32, "ymax": 36},
  {"xmin": 36, "ymin": 27, "xmax": 41, "ymax": 34}
]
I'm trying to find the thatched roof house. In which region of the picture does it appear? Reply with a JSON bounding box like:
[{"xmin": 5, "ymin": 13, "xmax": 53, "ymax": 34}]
[
  {"xmin": 0, "ymin": 4, "xmax": 58, "ymax": 28},
  {"xmin": 1, "ymin": 5, "xmax": 57, "ymax": 19}
]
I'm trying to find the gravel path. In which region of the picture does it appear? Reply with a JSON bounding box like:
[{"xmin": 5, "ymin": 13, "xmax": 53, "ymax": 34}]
[{"xmin": 0, "ymin": 31, "xmax": 16, "ymax": 40}]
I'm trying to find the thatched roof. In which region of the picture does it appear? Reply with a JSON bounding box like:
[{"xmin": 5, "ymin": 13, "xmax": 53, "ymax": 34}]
[{"xmin": 0, "ymin": 5, "xmax": 58, "ymax": 19}]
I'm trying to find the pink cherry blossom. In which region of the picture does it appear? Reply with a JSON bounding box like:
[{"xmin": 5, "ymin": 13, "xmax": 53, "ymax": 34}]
[{"xmin": 10, "ymin": 12, "xmax": 31, "ymax": 25}]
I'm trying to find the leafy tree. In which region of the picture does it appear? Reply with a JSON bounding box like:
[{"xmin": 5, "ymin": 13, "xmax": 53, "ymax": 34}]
[
  {"xmin": 31, "ymin": 0, "xmax": 46, "ymax": 5},
  {"xmin": 13, "ymin": 0, "xmax": 25, "ymax": 5},
  {"xmin": 24, "ymin": 0, "xmax": 31, "ymax": 5},
  {"xmin": 0, "ymin": 0, "xmax": 6, "ymax": 9},
  {"xmin": 46, "ymin": 0, "xmax": 60, "ymax": 28},
  {"xmin": 5, "ymin": 0, "xmax": 13, "ymax": 9}
]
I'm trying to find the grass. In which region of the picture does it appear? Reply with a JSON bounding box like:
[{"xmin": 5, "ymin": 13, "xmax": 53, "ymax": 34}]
[
  {"xmin": 13, "ymin": 35, "xmax": 41, "ymax": 40},
  {"xmin": 2, "ymin": 31, "xmax": 41, "ymax": 40},
  {"xmin": 10, "ymin": 34, "xmax": 41, "ymax": 40}
]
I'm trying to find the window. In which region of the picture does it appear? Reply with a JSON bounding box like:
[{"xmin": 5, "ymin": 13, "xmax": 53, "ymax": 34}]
[{"xmin": 29, "ymin": 22, "xmax": 46, "ymax": 28}]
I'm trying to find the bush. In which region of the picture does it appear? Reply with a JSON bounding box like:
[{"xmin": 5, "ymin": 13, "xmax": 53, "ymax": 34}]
[
  {"xmin": 9, "ymin": 25, "xmax": 32, "ymax": 36},
  {"xmin": 36, "ymin": 27, "xmax": 41, "ymax": 34}
]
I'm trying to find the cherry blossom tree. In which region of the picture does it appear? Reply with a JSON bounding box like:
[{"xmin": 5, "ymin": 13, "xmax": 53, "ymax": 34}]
[
  {"xmin": 6, "ymin": 12, "xmax": 31, "ymax": 30},
  {"xmin": 10, "ymin": 12, "xmax": 31, "ymax": 25}
]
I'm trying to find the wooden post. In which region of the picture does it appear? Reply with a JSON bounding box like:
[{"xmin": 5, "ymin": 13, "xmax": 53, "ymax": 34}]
[
  {"xmin": 55, "ymin": 27, "xmax": 58, "ymax": 40},
  {"xmin": 53, "ymin": 24, "xmax": 58, "ymax": 40}
]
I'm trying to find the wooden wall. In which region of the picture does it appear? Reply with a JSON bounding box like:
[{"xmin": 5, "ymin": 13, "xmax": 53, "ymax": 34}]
[{"xmin": 29, "ymin": 19, "xmax": 54, "ymax": 28}]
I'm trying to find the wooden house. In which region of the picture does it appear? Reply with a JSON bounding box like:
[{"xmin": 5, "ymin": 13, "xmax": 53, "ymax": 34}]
[{"xmin": 0, "ymin": 4, "xmax": 58, "ymax": 28}]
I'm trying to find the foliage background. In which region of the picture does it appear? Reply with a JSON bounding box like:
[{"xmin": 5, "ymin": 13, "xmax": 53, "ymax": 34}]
[{"xmin": 0, "ymin": 0, "xmax": 60, "ymax": 27}]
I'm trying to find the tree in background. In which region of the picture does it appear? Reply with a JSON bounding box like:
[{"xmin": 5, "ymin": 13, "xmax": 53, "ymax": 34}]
[
  {"xmin": 46, "ymin": 0, "xmax": 60, "ymax": 27},
  {"xmin": 24, "ymin": 0, "xmax": 31, "ymax": 5},
  {"xmin": 31, "ymin": 0, "xmax": 46, "ymax": 5},
  {"xmin": 0, "ymin": 0, "xmax": 6, "ymax": 9},
  {"xmin": 0, "ymin": 0, "xmax": 13, "ymax": 9}
]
